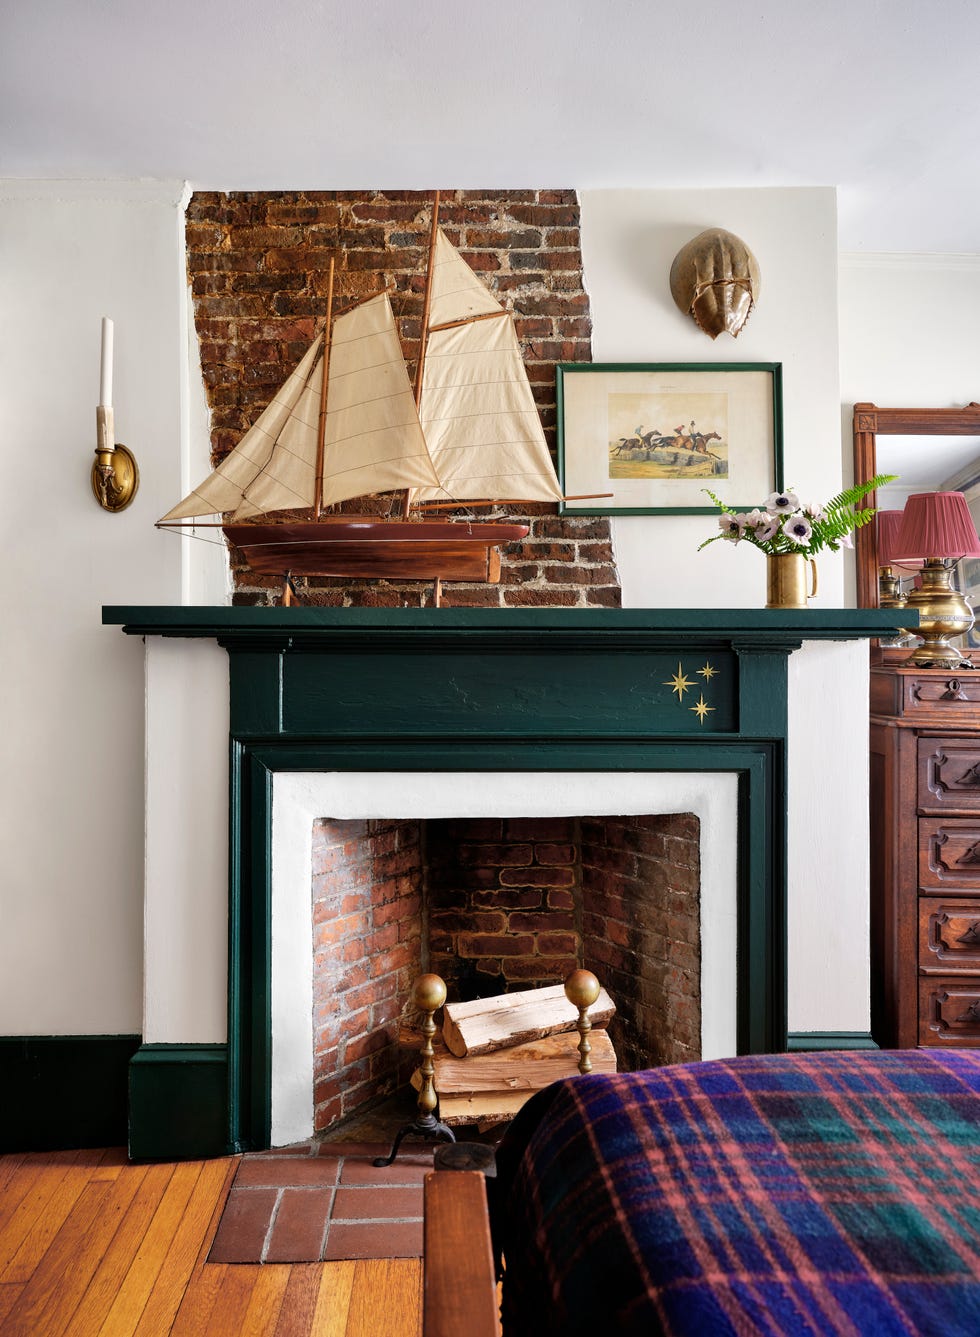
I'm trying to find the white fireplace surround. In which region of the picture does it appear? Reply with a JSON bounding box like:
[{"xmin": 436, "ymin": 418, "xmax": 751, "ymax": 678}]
[{"xmin": 271, "ymin": 770, "xmax": 737, "ymax": 1145}]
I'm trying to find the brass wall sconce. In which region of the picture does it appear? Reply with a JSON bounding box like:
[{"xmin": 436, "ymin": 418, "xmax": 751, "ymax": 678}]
[{"xmin": 91, "ymin": 317, "xmax": 138, "ymax": 512}]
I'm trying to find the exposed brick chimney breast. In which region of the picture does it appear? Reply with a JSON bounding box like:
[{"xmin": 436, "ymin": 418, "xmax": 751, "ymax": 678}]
[{"xmin": 185, "ymin": 189, "xmax": 620, "ymax": 609}]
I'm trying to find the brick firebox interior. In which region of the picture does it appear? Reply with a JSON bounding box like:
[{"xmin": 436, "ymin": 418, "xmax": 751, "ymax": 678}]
[
  {"xmin": 311, "ymin": 815, "xmax": 701, "ymax": 1133},
  {"xmin": 185, "ymin": 188, "xmax": 620, "ymax": 609}
]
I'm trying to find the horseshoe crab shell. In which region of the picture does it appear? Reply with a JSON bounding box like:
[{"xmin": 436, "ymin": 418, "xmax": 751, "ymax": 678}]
[{"xmin": 669, "ymin": 228, "xmax": 760, "ymax": 339}]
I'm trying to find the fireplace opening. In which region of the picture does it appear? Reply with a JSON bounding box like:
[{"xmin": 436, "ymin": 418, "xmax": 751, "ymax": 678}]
[{"xmin": 310, "ymin": 813, "xmax": 700, "ymax": 1134}]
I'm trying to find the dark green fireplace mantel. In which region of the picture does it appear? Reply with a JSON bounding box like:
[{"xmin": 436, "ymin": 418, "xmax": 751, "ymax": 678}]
[
  {"xmin": 105, "ymin": 605, "xmax": 908, "ymax": 1156},
  {"xmin": 104, "ymin": 604, "xmax": 904, "ymax": 642}
]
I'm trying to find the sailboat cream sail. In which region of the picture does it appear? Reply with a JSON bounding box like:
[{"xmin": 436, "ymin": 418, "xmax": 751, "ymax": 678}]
[{"xmin": 159, "ymin": 199, "xmax": 568, "ymax": 596}]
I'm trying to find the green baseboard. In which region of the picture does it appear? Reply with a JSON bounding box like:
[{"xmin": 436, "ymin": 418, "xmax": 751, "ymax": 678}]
[
  {"xmin": 128, "ymin": 1044, "xmax": 229, "ymax": 1160},
  {"xmin": 787, "ymin": 1031, "xmax": 879, "ymax": 1052},
  {"xmin": 0, "ymin": 1035, "xmax": 141, "ymax": 1152}
]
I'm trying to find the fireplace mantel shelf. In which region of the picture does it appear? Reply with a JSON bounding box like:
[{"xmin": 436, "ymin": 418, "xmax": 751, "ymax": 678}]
[{"xmin": 104, "ymin": 605, "xmax": 909, "ymax": 648}]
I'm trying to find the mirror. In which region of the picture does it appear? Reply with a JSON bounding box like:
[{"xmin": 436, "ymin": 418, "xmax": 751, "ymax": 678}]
[{"xmin": 853, "ymin": 403, "xmax": 980, "ymax": 607}]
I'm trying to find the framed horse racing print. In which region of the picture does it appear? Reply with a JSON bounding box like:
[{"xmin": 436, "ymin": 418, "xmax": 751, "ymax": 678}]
[{"xmin": 556, "ymin": 362, "xmax": 783, "ymax": 515}]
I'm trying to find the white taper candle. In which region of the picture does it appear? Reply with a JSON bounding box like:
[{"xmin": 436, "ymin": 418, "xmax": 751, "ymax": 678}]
[{"xmin": 99, "ymin": 316, "xmax": 113, "ymax": 407}]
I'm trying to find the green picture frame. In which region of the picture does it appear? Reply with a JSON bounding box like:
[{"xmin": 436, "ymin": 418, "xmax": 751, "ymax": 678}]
[{"xmin": 557, "ymin": 362, "xmax": 784, "ymax": 516}]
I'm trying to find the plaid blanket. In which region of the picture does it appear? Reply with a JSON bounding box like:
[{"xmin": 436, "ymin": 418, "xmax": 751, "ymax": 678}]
[{"xmin": 494, "ymin": 1050, "xmax": 980, "ymax": 1336}]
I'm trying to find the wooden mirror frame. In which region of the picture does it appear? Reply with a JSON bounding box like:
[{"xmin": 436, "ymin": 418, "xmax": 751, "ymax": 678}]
[{"xmin": 853, "ymin": 402, "xmax": 980, "ymax": 608}]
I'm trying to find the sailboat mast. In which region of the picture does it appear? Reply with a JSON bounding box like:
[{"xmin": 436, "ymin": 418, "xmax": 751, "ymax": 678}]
[
  {"xmin": 402, "ymin": 191, "xmax": 441, "ymax": 520},
  {"xmin": 312, "ymin": 257, "xmax": 335, "ymax": 519}
]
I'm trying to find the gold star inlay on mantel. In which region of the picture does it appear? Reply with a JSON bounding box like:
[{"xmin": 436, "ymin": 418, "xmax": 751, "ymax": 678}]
[
  {"xmin": 691, "ymin": 694, "xmax": 715, "ymax": 725},
  {"xmin": 698, "ymin": 661, "xmax": 718, "ymax": 682},
  {"xmin": 665, "ymin": 662, "xmax": 694, "ymax": 700}
]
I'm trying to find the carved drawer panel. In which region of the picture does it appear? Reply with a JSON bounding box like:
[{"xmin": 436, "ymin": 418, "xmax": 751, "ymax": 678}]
[
  {"xmin": 918, "ymin": 737, "xmax": 980, "ymax": 812},
  {"xmin": 918, "ymin": 978, "xmax": 980, "ymax": 1046},
  {"xmin": 919, "ymin": 898, "xmax": 980, "ymax": 972},
  {"xmin": 918, "ymin": 819, "xmax": 980, "ymax": 892},
  {"xmin": 902, "ymin": 673, "xmax": 980, "ymax": 717}
]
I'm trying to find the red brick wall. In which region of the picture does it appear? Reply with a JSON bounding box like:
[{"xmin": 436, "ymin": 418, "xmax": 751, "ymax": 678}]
[
  {"xmin": 311, "ymin": 818, "xmax": 423, "ymax": 1131},
  {"xmin": 310, "ymin": 811, "xmax": 700, "ymax": 1132},
  {"xmin": 581, "ymin": 815, "xmax": 701, "ymax": 1068},
  {"xmin": 426, "ymin": 818, "xmax": 582, "ymax": 996},
  {"xmin": 184, "ymin": 189, "xmax": 620, "ymax": 609}
]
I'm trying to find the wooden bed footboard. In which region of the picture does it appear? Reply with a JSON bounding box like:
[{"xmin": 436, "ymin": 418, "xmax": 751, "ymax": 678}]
[{"xmin": 423, "ymin": 1170, "xmax": 500, "ymax": 1337}]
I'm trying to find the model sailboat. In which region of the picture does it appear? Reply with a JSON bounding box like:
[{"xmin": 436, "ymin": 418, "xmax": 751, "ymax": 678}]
[{"xmin": 158, "ymin": 194, "xmax": 569, "ymax": 601}]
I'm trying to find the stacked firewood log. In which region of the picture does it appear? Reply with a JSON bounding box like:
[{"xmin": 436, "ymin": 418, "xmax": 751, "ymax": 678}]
[{"xmin": 407, "ymin": 974, "xmax": 617, "ymax": 1127}]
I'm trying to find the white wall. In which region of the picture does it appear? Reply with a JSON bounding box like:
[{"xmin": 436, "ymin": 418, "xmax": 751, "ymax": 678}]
[
  {"xmin": 840, "ymin": 254, "xmax": 980, "ymax": 410},
  {"xmin": 581, "ymin": 188, "xmax": 842, "ymax": 609},
  {"xmin": 0, "ymin": 181, "xmax": 186, "ymax": 1032}
]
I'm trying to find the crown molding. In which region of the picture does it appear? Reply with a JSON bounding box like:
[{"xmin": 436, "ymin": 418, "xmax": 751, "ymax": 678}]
[
  {"xmin": 840, "ymin": 250, "xmax": 980, "ymax": 271},
  {"xmin": 0, "ymin": 178, "xmax": 189, "ymax": 208}
]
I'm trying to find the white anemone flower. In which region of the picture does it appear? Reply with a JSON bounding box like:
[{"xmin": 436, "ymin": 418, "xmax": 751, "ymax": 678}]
[
  {"xmin": 743, "ymin": 509, "xmax": 768, "ymax": 528},
  {"xmin": 718, "ymin": 514, "xmax": 744, "ymax": 541},
  {"xmin": 766, "ymin": 490, "xmax": 800, "ymax": 514},
  {"xmin": 783, "ymin": 515, "xmax": 813, "ymax": 546},
  {"xmin": 804, "ymin": 503, "xmax": 827, "ymax": 523},
  {"xmin": 753, "ymin": 515, "xmax": 781, "ymax": 543}
]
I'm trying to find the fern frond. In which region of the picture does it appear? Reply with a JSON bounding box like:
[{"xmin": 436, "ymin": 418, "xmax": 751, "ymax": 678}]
[{"xmin": 822, "ymin": 473, "xmax": 897, "ymax": 516}]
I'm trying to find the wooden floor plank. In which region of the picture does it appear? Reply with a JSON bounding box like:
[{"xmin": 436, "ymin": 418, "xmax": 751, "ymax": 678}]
[
  {"xmin": 96, "ymin": 1160, "xmax": 204, "ymax": 1335},
  {"xmin": 133, "ymin": 1157, "xmax": 238, "ymax": 1337},
  {"xmin": 0, "ymin": 1154, "xmax": 28, "ymax": 1193},
  {"xmin": 90, "ymin": 1146, "xmax": 129, "ymax": 1181},
  {"xmin": 8, "ymin": 1162, "xmax": 149, "ymax": 1337},
  {"xmin": 0, "ymin": 1282, "xmax": 25, "ymax": 1327},
  {"xmin": 273, "ymin": 1264, "xmax": 324, "ymax": 1335},
  {"xmin": 0, "ymin": 1167, "xmax": 40, "ymax": 1241},
  {"xmin": 2, "ymin": 1179, "xmax": 114, "ymax": 1336},
  {"xmin": 187, "ymin": 1157, "xmax": 240, "ymax": 1272},
  {"xmin": 238, "ymin": 1264, "xmax": 291, "ymax": 1335},
  {"xmin": 347, "ymin": 1259, "xmax": 423, "ymax": 1337},
  {"xmin": 0, "ymin": 1151, "xmax": 98, "ymax": 1282},
  {"xmin": 310, "ymin": 1260, "xmax": 357, "ymax": 1337},
  {"xmin": 202, "ymin": 1265, "xmax": 262, "ymax": 1336},
  {"xmin": 170, "ymin": 1262, "xmax": 229, "ymax": 1335},
  {"xmin": 61, "ymin": 1162, "xmax": 175, "ymax": 1337},
  {"xmin": 0, "ymin": 1153, "xmax": 85, "ymax": 1249}
]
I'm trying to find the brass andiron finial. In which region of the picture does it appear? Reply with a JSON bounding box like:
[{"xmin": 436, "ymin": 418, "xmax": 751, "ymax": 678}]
[
  {"xmin": 565, "ymin": 969, "xmax": 601, "ymax": 1073},
  {"xmin": 373, "ymin": 973, "xmax": 456, "ymax": 1168}
]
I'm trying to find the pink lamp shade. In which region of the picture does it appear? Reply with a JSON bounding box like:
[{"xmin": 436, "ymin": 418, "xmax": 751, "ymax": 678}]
[
  {"xmin": 876, "ymin": 510, "xmax": 924, "ymax": 571},
  {"xmin": 893, "ymin": 491, "xmax": 980, "ymax": 562}
]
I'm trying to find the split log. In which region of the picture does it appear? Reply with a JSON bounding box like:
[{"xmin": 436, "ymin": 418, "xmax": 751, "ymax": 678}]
[
  {"xmin": 437, "ymin": 1092, "xmax": 532, "ymax": 1127},
  {"xmin": 430, "ymin": 1029, "xmax": 616, "ymax": 1096},
  {"xmin": 442, "ymin": 981, "xmax": 615, "ymax": 1058}
]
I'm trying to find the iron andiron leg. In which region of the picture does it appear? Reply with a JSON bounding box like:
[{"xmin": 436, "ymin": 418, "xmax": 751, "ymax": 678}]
[{"xmin": 373, "ymin": 972, "xmax": 456, "ymax": 1167}]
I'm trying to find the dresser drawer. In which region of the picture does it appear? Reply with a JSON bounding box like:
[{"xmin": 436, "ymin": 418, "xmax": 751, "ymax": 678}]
[
  {"xmin": 918, "ymin": 819, "xmax": 980, "ymax": 893},
  {"xmin": 918, "ymin": 737, "xmax": 980, "ymax": 812},
  {"xmin": 918, "ymin": 978, "xmax": 980, "ymax": 1046},
  {"xmin": 873, "ymin": 668, "xmax": 980, "ymax": 721},
  {"xmin": 919, "ymin": 898, "xmax": 980, "ymax": 972}
]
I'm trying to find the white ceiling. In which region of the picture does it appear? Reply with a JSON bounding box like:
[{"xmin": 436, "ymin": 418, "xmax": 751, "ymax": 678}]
[{"xmin": 2, "ymin": 0, "xmax": 978, "ymax": 253}]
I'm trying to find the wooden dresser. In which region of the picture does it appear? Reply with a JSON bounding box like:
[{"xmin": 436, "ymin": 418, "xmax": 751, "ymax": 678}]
[{"xmin": 871, "ymin": 657, "xmax": 980, "ymax": 1048}]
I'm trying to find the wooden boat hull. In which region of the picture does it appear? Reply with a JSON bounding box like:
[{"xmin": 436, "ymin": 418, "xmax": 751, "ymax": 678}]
[{"xmin": 223, "ymin": 519, "xmax": 529, "ymax": 582}]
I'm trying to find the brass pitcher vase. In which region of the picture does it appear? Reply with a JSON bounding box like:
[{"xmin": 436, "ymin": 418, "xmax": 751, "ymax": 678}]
[{"xmin": 766, "ymin": 553, "xmax": 817, "ymax": 609}]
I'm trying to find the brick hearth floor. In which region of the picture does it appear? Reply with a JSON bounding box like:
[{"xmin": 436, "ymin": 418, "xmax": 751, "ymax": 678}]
[{"xmin": 209, "ymin": 1140, "xmax": 434, "ymax": 1263}]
